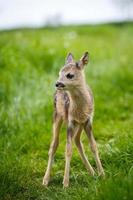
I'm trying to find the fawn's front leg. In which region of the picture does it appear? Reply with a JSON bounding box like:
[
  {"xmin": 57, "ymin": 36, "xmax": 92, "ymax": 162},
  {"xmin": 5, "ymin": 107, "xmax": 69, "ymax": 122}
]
[
  {"xmin": 63, "ymin": 121, "xmax": 78, "ymax": 188},
  {"xmin": 43, "ymin": 114, "xmax": 62, "ymax": 186},
  {"xmin": 84, "ymin": 119, "xmax": 105, "ymax": 176}
]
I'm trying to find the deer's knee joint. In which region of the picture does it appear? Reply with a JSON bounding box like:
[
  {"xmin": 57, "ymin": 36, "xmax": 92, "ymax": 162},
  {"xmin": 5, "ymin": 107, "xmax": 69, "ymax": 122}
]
[
  {"xmin": 48, "ymin": 140, "xmax": 59, "ymax": 155},
  {"xmin": 48, "ymin": 147, "xmax": 53, "ymax": 156},
  {"xmin": 66, "ymin": 150, "xmax": 72, "ymax": 157},
  {"xmin": 66, "ymin": 144, "xmax": 72, "ymax": 157},
  {"xmin": 90, "ymin": 143, "xmax": 97, "ymax": 153}
]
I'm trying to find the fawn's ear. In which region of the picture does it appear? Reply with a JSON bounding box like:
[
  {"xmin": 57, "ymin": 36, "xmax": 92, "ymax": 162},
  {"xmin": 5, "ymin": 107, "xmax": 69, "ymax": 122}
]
[
  {"xmin": 78, "ymin": 52, "xmax": 89, "ymax": 69},
  {"xmin": 66, "ymin": 52, "xmax": 74, "ymax": 64}
]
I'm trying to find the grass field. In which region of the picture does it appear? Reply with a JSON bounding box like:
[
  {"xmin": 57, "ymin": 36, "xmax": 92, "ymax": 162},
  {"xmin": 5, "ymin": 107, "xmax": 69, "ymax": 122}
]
[{"xmin": 0, "ymin": 23, "xmax": 133, "ymax": 200}]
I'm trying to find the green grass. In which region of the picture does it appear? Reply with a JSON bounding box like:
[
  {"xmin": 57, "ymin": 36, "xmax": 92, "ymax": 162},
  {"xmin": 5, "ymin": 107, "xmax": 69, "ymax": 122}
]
[{"xmin": 0, "ymin": 23, "xmax": 133, "ymax": 200}]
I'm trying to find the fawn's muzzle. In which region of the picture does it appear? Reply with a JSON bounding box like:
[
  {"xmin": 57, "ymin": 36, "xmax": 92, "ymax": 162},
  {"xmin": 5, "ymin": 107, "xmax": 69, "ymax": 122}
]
[{"xmin": 55, "ymin": 81, "xmax": 65, "ymax": 88}]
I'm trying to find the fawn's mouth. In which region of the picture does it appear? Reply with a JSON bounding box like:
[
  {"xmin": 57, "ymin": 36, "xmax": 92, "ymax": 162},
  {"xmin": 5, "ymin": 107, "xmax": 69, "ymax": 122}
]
[
  {"xmin": 55, "ymin": 82, "xmax": 65, "ymax": 90},
  {"xmin": 57, "ymin": 85, "xmax": 66, "ymax": 90}
]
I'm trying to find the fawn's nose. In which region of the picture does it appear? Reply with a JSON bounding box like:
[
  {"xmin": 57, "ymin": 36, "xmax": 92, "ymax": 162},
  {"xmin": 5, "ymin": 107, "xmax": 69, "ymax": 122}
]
[{"xmin": 55, "ymin": 81, "xmax": 65, "ymax": 88}]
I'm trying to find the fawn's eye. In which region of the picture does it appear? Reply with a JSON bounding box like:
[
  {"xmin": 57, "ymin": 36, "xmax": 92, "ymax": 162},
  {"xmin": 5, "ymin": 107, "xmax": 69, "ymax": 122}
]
[{"xmin": 66, "ymin": 73, "xmax": 74, "ymax": 79}]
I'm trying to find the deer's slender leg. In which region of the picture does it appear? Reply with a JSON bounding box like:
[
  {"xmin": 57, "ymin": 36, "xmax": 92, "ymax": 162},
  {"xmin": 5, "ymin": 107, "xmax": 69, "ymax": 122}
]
[
  {"xmin": 63, "ymin": 121, "xmax": 78, "ymax": 188},
  {"xmin": 84, "ymin": 120, "xmax": 105, "ymax": 176},
  {"xmin": 43, "ymin": 114, "xmax": 63, "ymax": 186},
  {"xmin": 74, "ymin": 126, "xmax": 95, "ymax": 176}
]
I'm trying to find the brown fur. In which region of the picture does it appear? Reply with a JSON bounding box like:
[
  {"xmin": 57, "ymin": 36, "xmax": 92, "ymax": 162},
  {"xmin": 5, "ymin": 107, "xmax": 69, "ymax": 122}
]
[
  {"xmin": 54, "ymin": 86, "xmax": 93, "ymax": 123},
  {"xmin": 43, "ymin": 52, "xmax": 104, "ymax": 188}
]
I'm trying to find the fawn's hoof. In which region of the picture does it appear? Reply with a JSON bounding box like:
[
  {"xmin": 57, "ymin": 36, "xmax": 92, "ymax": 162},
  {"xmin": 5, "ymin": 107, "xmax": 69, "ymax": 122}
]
[
  {"xmin": 42, "ymin": 177, "xmax": 49, "ymax": 187},
  {"xmin": 63, "ymin": 179, "xmax": 69, "ymax": 188},
  {"xmin": 89, "ymin": 169, "xmax": 95, "ymax": 176},
  {"xmin": 98, "ymin": 170, "xmax": 105, "ymax": 177}
]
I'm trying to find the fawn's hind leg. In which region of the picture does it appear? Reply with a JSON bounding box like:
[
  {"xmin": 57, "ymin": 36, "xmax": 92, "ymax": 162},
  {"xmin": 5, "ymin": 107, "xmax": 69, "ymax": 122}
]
[
  {"xmin": 74, "ymin": 126, "xmax": 95, "ymax": 176},
  {"xmin": 84, "ymin": 119, "xmax": 105, "ymax": 176},
  {"xmin": 43, "ymin": 114, "xmax": 63, "ymax": 186}
]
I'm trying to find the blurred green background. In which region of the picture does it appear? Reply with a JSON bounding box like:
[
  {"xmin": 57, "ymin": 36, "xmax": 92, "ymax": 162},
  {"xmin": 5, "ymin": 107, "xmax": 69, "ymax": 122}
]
[{"xmin": 0, "ymin": 23, "xmax": 133, "ymax": 200}]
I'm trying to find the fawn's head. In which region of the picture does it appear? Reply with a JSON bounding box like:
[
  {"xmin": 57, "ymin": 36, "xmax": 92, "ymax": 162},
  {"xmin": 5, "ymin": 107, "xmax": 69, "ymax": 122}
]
[{"xmin": 56, "ymin": 52, "xmax": 89, "ymax": 90}]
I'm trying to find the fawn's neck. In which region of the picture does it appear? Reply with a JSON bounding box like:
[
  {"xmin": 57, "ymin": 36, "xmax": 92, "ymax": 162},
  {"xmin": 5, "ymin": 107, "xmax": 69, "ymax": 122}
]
[
  {"xmin": 66, "ymin": 82, "xmax": 93, "ymax": 123},
  {"xmin": 68, "ymin": 84, "xmax": 91, "ymax": 109},
  {"xmin": 68, "ymin": 85, "xmax": 88, "ymax": 103}
]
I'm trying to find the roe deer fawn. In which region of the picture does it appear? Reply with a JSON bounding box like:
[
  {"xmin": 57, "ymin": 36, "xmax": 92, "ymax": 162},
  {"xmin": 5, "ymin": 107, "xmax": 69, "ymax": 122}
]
[{"xmin": 43, "ymin": 52, "xmax": 104, "ymax": 188}]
